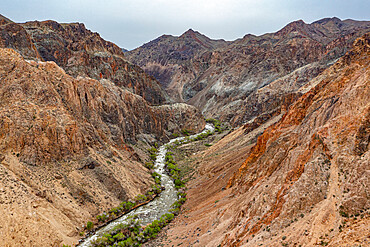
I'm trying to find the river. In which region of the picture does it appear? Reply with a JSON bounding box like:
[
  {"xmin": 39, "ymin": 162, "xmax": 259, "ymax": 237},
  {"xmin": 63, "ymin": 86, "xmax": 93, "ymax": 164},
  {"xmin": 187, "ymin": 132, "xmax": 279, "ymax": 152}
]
[{"xmin": 79, "ymin": 123, "xmax": 214, "ymax": 246}]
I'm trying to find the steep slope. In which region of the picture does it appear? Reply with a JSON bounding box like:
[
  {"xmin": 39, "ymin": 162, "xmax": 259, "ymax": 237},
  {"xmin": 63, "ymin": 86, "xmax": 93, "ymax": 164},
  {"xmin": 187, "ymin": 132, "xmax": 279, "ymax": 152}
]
[
  {"xmin": 127, "ymin": 18, "xmax": 370, "ymax": 127},
  {"xmin": 155, "ymin": 33, "xmax": 369, "ymax": 247},
  {"xmin": 0, "ymin": 18, "xmax": 168, "ymax": 104},
  {"xmin": 0, "ymin": 14, "xmax": 13, "ymax": 25},
  {"xmin": 0, "ymin": 48, "xmax": 204, "ymax": 246},
  {"xmin": 126, "ymin": 29, "xmax": 228, "ymax": 101}
]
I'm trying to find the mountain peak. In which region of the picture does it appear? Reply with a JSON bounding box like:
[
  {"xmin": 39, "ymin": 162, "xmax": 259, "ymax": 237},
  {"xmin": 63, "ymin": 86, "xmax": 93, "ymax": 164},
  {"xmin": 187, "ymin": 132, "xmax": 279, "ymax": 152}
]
[
  {"xmin": 180, "ymin": 28, "xmax": 200, "ymax": 37},
  {"xmin": 312, "ymin": 17, "xmax": 342, "ymax": 25},
  {"xmin": 276, "ymin": 19, "xmax": 307, "ymax": 36},
  {"xmin": 286, "ymin": 19, "xmax": 306, "ymax": 28}
]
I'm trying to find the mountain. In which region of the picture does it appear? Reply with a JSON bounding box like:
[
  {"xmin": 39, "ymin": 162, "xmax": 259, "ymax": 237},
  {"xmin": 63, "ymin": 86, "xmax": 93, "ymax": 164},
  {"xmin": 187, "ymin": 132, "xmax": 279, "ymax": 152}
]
[
  {"xmin": 0, "ymin": 19, "xmax": 169, "ymax": 104},
  {"xmin": 126, "ymin": 28, "xmax": 228, "ymax": 101},
  {"xmin": 127, "ymin": 18, "xmax": 370, "ymax": 127},
  {"xmin": 158, "ymin": 32, "xmax": 369, "ymax": 247}
]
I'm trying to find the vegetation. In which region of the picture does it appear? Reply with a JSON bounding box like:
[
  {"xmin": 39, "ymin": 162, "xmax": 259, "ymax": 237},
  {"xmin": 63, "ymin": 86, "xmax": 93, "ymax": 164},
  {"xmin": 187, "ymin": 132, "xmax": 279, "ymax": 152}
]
[
  {"xmin": 181, "ymin": 129, "xmax": 190, "ymax": 136},
  {"xmin": 144, "ymin": 161, "xmax": 155, "ymax": 169},
  {"xmin": 86, "ymin": 221, "xmax": 94, "ymax": 231},
  {"xmin": 91, "ymin": 157, "xmax": 163, "ymax": 230},
  {"xmin": 148, "ymin": 146, "xmax": 158, "ymax": 161},
  {"xmin": 165, "ymin": 153, "xmax": 185, "ymax": 190},
  {"xmin": 91, "ymin": 214, "xmax": 176, "ymax": 247},
  {"xmin": 206, "ymin": 118, "xmax": 224, "ymax": 133},
  {"xmin": 82, "ymin": 120, "xmax": 223, "ymax": 245}
]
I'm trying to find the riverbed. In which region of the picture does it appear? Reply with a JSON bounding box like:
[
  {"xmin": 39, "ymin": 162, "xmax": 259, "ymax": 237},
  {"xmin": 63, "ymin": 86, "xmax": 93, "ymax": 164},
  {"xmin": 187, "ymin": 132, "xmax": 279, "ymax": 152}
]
[{"xmin": 79, "ymin": 123, "xmax": 214, "ymax": 246}]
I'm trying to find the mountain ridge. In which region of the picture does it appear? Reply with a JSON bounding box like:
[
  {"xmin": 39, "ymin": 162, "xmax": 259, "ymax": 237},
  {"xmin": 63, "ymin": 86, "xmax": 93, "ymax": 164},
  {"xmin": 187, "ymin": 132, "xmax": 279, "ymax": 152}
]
[
  {"xmin": 0, "ymin": 18, "xmax": 170, "ymax": 105},
  {"xmin": 126, "ymin": 17, "xmax": 370, "ymax": 129}
]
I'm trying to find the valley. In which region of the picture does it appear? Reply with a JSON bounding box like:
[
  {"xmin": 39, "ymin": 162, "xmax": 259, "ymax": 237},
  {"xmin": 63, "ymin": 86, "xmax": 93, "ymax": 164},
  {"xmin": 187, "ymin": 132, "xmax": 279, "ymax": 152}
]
[{"xmin": 0, "ymin": 12, "xmax": 369, "ymax": 247}]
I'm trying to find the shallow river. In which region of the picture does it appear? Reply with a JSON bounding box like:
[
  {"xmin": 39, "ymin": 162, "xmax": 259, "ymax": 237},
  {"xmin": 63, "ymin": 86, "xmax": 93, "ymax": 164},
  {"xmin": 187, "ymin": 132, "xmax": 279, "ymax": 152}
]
[{"xmin": 79, "ymin": 123, "xmax": 214, "ymax": 246}]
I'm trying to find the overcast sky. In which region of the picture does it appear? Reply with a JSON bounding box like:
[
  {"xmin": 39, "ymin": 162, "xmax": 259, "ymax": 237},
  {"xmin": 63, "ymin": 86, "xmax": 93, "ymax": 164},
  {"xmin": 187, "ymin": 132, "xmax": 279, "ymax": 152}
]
[{"xmin": 2, "ymin": 0, "xmax": 370, "ymax": 50}]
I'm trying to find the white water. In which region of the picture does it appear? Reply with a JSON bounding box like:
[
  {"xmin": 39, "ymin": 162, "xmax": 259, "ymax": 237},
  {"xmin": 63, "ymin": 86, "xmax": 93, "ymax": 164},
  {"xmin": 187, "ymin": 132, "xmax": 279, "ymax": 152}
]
[{"xmin": 79, "ymin": 123, "xmax": 214, "ymax": 246}]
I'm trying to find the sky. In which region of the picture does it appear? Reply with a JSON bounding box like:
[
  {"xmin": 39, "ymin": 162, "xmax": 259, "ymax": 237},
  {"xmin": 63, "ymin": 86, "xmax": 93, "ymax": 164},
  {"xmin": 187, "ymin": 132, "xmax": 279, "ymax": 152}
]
[{"xmin": 2, "ymin": 0, "xmax": 370, "ymax": 50}]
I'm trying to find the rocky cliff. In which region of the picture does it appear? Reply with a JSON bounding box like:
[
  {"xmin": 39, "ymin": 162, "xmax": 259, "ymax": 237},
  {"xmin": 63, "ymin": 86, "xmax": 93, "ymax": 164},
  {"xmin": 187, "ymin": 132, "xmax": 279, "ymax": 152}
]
[
  {"xmin": 127, "ymin": 18, "xmax": 370, "ymax": 128},
  {"xmin": 0, "ymin": 44, "xmax": 204, "ymax": 245},
  {"xmin": 153, "ymin": 33, "xmax": 369, "ymax": 247},
  {"xmin": 0, "ymin": 19, "xmax": 169, "ymax": 104}
]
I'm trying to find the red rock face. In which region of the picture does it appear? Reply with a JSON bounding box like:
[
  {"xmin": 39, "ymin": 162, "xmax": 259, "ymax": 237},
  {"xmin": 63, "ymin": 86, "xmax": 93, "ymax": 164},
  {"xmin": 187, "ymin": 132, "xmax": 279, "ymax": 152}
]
[
  {"xmin": 0, "ymin": 19, "xmax": 168, "ymax": 104},
  {"xmin": 127, "ymin": 18, "xmax": 370, "ymax": 128},
  {"xmin": 222, "ymin": 33, "xmax": 370, "ymax": 246}
]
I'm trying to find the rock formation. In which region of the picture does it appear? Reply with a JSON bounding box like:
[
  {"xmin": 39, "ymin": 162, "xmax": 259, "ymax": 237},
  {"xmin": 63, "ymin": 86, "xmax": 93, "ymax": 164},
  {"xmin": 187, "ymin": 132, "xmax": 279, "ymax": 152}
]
[{"xmin": 127, "ymin": 18, "xmax": 370, "ymax": 128}]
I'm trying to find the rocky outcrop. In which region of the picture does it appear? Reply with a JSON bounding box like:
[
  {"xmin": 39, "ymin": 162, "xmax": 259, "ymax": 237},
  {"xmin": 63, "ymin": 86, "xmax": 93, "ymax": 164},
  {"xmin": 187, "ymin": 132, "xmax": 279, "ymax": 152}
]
[
  {"xmin": 127, "ymin": 18, "xmax": 370, "ymax": 128},
  {"xmin": 0, "ymin": 19, "xmax": 168, "ymax": 104},
  {"xmin": 0, "ymin": 48, "xmax": 204, "ymax": 246}
]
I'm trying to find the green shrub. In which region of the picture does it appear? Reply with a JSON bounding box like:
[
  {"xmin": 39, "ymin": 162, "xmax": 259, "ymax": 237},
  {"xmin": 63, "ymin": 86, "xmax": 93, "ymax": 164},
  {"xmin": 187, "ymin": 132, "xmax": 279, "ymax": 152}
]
[
  {"xmin": 181, "ymin": 129, "xmax": 190, "ymax": 136},
  {"xmin": 134, "ymin": 194, "xmax": 147, "ymax": 203},
  {"xmin": 144, "ymin": 162, "xmax": 154, "ymax": 169},
  {"xmin": 148, "ymin": 147, "xmax": 158, "ymax": 154},
  {"xmin": 86, "ymin": 221, "xmax": 94, "ymax": 231},
  {"xmin": 150, "ymin": 153, "xmax": 157, "ymax": 161}
]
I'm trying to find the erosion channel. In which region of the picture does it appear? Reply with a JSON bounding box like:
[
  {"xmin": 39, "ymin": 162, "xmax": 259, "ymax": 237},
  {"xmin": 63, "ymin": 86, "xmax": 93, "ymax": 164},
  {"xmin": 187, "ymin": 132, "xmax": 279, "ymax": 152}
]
[{"xmin": 79, "ymin": 124, "xmax": 215, "ymax": 246}]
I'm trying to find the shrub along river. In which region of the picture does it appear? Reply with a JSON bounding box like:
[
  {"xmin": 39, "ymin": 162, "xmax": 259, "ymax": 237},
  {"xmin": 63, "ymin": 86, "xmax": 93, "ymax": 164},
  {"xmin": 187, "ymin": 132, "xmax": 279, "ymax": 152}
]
[{"xmin": 79, "ymin": 123, "xmax": 215, "ymax": 246}]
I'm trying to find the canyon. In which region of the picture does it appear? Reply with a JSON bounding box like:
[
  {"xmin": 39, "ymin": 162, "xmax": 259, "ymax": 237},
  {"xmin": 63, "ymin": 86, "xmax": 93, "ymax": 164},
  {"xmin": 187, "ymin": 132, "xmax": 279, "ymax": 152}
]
[
  {"xmin": 147, "ymin": 32, "xmax": 369, "ymax": 247},
  {"xmin": 0, "ymin": 13, "xmax": 369, "ymax": 247}
]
